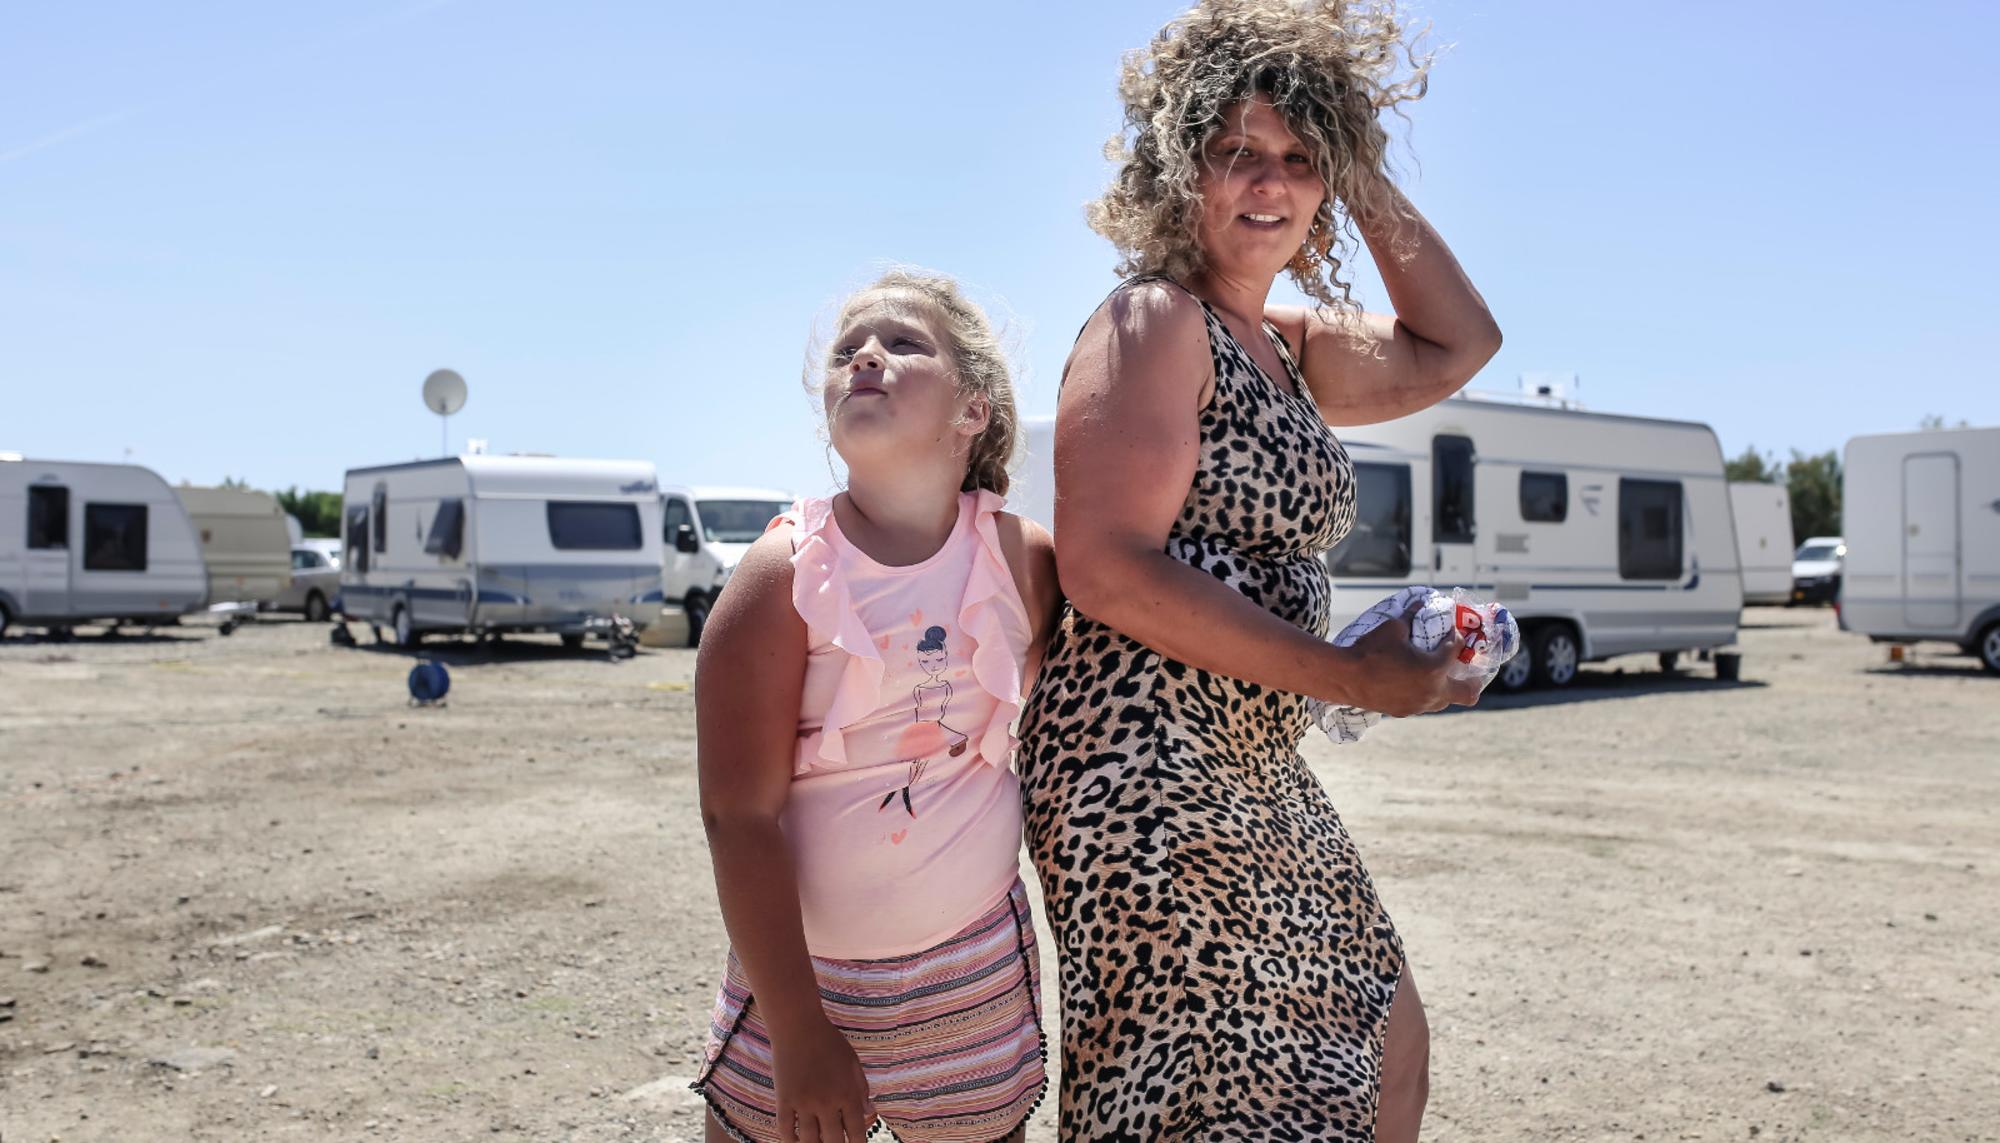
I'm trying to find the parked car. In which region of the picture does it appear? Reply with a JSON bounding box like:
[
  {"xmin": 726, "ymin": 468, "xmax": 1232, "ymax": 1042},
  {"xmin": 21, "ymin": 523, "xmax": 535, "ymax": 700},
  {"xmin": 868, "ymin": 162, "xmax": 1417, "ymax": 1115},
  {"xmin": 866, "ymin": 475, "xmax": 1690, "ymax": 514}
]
[
  {"xmin": 273, "ymin": 544, "xmax": 341, "ymax": 622},
  {"xmin": 1791, "ymin": 536, "xmax": 1845, "ymax": 605}
]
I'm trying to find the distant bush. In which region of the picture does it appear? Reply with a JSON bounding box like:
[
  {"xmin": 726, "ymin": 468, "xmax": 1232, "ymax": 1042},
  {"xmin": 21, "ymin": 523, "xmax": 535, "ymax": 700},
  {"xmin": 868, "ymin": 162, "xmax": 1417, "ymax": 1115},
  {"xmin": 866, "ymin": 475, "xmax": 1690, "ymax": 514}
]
[{"xmin": 275, "ymin": 488, "xmax": 343, "ymax": 538}]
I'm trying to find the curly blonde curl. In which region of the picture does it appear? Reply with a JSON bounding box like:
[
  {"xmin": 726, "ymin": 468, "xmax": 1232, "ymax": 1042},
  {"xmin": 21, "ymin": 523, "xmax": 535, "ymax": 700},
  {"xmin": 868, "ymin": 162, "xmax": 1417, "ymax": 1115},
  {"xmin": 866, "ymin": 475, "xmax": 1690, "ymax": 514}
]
[{"xmin": 1088, "ymin": 0, "xmax": 1431, "ymax": 310}]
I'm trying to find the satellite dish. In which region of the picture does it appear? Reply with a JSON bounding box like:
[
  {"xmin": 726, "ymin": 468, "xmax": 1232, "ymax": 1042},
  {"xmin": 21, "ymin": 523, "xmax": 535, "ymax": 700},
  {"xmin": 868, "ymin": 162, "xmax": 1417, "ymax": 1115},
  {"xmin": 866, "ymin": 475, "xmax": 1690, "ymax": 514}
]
[
  {"xmin": 422, "ymin": 369, "xmax": 468, "ymax": 457},
  {"xmin": 423, "ymin": 369, "xmax": 467, "ymax": 416}
]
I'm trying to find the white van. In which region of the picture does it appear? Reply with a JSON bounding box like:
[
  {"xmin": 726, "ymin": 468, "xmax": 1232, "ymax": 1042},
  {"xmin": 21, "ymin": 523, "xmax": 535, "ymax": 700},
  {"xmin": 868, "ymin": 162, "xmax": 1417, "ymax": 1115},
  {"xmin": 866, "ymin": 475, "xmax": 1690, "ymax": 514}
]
[
  {"xmin": 1838, "ymin": 427, "xmax": 2000, "ymax": 673},
  {"xmin": 174, "ymin": 486, "xmax": 293, "ymax": 607},
  {"xmin": 339, "ymin": 455, "xmax": 666, "ymax": 648},
  {"xmin": 1728, "ymin": 481, "xmax": 1794, "ymax": 605},
  {"xmin": 659, "ymin": 484, "xmax": 792, "ymax": 645},
  {"xmin": 1017, "ymin": 394, "xmax": 1746, "ymax": 690},
  {"xmin": 0, "ymin": 456, "xmax": 208, "ymax": 636}
]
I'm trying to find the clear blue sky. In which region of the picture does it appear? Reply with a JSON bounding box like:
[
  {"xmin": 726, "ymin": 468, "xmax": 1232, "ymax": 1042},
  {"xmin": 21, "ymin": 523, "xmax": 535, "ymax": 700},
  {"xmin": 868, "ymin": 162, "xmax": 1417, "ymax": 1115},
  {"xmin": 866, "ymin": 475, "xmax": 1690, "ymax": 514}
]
[{"xmin": 4, "ymin": 0, "xmax": 1995, "ymax": 498}]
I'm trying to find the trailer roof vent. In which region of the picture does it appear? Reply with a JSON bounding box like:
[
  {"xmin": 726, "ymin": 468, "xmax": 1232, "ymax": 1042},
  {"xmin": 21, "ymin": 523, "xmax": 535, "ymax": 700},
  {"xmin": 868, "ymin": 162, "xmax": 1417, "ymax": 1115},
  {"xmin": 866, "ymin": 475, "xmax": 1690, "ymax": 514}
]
[{"xmin": 1519, "ymin": 372, "xmax": 1580, "ymax": 407}]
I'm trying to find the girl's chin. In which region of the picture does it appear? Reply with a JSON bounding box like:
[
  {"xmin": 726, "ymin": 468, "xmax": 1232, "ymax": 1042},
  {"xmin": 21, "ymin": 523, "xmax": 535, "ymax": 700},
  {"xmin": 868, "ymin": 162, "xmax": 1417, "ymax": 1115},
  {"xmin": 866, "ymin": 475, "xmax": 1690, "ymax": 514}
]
[{"xmin": 830, "ymin": 426, "xmax": 943, "ymax": 467}]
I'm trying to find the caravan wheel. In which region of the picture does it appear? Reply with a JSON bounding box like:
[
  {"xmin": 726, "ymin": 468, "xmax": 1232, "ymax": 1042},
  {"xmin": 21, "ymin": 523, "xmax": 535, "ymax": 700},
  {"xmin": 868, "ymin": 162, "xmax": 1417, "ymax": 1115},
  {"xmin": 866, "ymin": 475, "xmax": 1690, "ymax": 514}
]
[
  {"xmin": 393, "ymin": 606, "xmax": 419, "ymax": 648},
  {"xmin": 1494, "ymin": 638, "xmax": 1533, "ymax": 692},
  {"xmin": 1533, "ymin": 625, "xmax": 1580, "ymax": 689},
  {"xmin": 684, "ymin": 593, "xmax": 711, "ymax": 648},
  {"xmin": 1979, "ymin": 622, "xmax": 2000, "ymax": 676},
  {"xmin": 0, "ymin": 600, "xmax": 10, "ymax": 639}
]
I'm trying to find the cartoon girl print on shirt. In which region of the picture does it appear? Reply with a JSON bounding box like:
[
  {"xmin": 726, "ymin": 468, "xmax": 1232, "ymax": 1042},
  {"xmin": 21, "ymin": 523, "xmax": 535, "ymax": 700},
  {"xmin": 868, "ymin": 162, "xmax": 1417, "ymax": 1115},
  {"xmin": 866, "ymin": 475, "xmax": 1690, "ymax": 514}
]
[{"xmin": 880, "ymin": 624, "xmax": 969, "ymax": 818}]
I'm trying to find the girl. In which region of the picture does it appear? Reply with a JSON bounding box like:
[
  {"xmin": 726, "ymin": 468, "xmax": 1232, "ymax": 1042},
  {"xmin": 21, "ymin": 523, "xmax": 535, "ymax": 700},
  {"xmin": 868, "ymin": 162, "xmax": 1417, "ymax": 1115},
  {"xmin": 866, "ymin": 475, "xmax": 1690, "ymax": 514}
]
[{"xmin": 692, "ymin": 270, "xmax": 1062, "ymax": 1143}]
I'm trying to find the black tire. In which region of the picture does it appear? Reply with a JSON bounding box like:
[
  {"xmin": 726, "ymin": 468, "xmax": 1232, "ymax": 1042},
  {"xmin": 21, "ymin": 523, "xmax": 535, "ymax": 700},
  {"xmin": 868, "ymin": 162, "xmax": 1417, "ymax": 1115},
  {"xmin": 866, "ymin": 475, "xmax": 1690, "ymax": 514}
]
[
  {"xmin": 560, "ymin": 633, "xmax": 585, "ymax": 651},
  {"xmin": 1977, "ymin": 622, "xmax": 2000, "ymax": 676},
  {"xmin": 303, "ymin": 591, "xmax": 330, "ymax": 623},
  {"xmin": 1715, "ymin": 651, "xmax": 1743, "ymax": 682},
  {"xmin": 1494, "ymin": 632, "xmax": 1534, "ymax": 692},
  {"xmin": 1658, "ymin": 651, "xmax": 1681, "ymax": 675},
  {"xmin": 1533, "ymin": 624, "xmax": 1581, "ymax": 689},
  {"xmin": 684, "ymin": 594, "xmax": 710, "ymax": 648},
  {"xmin": 0, "ymin": 600, "xmax": 10, "ymax": 638}
]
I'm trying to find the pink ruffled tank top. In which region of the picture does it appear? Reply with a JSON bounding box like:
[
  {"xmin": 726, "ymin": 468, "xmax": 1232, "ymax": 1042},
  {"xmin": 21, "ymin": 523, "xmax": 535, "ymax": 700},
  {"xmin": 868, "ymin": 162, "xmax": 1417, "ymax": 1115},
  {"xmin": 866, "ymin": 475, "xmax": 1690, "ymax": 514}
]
[{"xmin": 775, "ymin": 490, "xmax": 1033, "ymax": 959}]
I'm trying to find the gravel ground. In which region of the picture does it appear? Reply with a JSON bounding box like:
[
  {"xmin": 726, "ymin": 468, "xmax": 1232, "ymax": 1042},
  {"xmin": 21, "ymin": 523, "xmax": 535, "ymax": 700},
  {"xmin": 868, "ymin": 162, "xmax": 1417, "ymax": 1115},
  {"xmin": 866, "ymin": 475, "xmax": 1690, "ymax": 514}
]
[{"xmin": 1, "ymin": 606, "xmax": 1994, "ymax": 1142}]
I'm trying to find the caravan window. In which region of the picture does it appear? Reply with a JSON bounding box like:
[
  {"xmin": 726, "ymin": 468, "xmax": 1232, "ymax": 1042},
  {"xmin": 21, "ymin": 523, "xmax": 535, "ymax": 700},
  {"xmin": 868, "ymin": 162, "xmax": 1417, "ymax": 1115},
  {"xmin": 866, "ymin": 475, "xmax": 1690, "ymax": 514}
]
[
  {"xmin": 345, "ymin": 505, "xmax": 371, "ymax": 573},
  {"xmin": 1618, "ymin": 479, "xmax": 1683, "ymax": 580},
  {"xmin": 27, "ymin": 486, "xmax": 69, "ymax": 549},
  {"xmin": 1329, "ymin": 462, "xmax": 1412, "ymax": 577},
  {"xmin": 1520, "ymin": 471, "xmax": 1568, "ymax": 523},
  {"xmin": 424, "ymin": 498, "xmax": 466, "ymax": 559},
  {"xmin": 547, "ymin": 501, "xmax": 642, "ymax": 551},
  {"xmin": 370, "ymin": 484, "xmax": 388, "ymax": 554},
  {"xmin": 1433, "ymin": 435, "xmax": 1475, "ymax": 543},
  {"xmin": 82, "ymin": 504, "xmax": 148, "ymax": 571}
]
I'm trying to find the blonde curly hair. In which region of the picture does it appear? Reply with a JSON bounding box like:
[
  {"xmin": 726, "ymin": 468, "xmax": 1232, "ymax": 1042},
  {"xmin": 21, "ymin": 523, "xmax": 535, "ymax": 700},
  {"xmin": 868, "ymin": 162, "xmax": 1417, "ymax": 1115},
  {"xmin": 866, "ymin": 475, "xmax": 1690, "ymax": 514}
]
[
  {"xmin": 816, "ymin": 269, "xmax": 1019, "ymax": 497},
  {"xmin": 1089, "ymin": 0, "xmax": 1431, "ymax": 310}
]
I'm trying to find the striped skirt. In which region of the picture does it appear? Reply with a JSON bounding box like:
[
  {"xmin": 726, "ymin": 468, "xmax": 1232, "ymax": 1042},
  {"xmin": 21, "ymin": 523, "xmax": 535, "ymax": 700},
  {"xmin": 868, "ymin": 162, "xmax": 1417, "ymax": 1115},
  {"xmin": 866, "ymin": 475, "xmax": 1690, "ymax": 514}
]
[{"xmin": 693, "ymin": 879, "xmax": 1046, "ymax": 1143}]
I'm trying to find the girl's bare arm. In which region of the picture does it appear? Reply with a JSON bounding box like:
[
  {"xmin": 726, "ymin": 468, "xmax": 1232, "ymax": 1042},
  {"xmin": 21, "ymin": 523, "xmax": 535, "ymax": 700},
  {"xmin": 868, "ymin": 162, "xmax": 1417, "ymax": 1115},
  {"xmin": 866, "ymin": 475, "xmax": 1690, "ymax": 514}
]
[{"xmin": 695, "ymin": 525, "xmax": 870, "ymax": 1138}]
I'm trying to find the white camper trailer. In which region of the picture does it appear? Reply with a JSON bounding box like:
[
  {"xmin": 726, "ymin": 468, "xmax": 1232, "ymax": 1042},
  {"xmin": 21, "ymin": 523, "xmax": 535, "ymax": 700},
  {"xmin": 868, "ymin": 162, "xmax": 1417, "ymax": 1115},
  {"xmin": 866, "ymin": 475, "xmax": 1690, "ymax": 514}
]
[
  {"xmin": 338, "ymin": 456, "xmax": 666, "ymax": 648},
  {"xmin": 1728, "ymin": 481, "xmax": 1794, "ymax": 605},
  {"xmin": 0, "ymin": 457, "xmax": 208, "ymax": 636},
  {"xmin": 1014, "ymin": 399, "xmax": 1744, "ymax": 689},
  {"xmin": 1838, "ymin": 427, "xmax": 2000, "ymax": 673},
  {"xmin": 1329, "ymin": 397, "xmax": 1744, "ymax": 688},
  {"xmin": 1012, "ymin": 417, "xmax": 1058, "ymax": 541},
  {"xmin": 174, "ymin": 486, "xmax": 293, "ymax": 607}
]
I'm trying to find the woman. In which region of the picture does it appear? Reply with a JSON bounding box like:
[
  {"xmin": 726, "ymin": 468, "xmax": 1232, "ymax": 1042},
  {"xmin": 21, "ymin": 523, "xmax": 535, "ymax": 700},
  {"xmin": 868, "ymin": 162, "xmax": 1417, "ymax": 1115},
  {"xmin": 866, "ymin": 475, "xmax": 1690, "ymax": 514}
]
[{"xmin": 1017, "ymin": 2, "xmax": 1502, "ymax": 1140}]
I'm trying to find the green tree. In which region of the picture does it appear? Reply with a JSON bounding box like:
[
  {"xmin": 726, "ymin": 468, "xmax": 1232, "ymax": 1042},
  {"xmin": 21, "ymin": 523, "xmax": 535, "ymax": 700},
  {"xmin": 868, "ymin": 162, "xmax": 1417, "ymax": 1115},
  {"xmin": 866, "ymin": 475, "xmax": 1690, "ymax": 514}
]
[
  {"xmin": 1724, "ymin": 444, "xmax": 1780, "ymax": 484},
  {"xmin": 274, "ymin": 487, "xmax": 344, "ymax": 537},
  {"xmin": 1919, "ymin": 413, "xmax": 1970, "ymax": 430},
  {"xmin": 1785, "ymin": 449, "xmax": 1841, "ymax": 544}
]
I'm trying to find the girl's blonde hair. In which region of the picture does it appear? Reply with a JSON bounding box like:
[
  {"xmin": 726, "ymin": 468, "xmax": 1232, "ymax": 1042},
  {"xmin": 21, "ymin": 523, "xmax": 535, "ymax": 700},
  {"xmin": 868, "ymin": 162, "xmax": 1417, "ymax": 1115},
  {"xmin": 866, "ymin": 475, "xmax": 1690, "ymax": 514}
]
[
  {"xmin": 821, "ymin": 269, "xmax": 1019, "ymax": 496},
  {"xmin": 1088, "ymin": 0, "xmax": 1430, "ymax": 310}
]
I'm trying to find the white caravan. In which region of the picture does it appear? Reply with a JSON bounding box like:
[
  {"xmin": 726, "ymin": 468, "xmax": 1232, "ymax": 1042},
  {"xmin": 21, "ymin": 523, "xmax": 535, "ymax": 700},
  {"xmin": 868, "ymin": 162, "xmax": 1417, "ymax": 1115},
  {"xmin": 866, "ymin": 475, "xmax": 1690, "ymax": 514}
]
[
  {"xmin": 1838, "ymin": 427, "xmax": 2000, "ymax": 673},
  {"xmin": 1012, "ymin": 417, "xmax": 1058, "ymax": 540},
  {"xmin": 660, "ymin": 484, "xmax": 793, "ymax": 645},
  {"xmin": 1728, "ymin": 481, "xmax": 1794, "ymax": 605},
  {"xmin": 1328, "ymin": 396, "xmax": 1744, "ymax": 688},
  {"xmin": 1012, "ymin": 397, "xmax": 1745, "ymax": 689},
  {"xmin": 174, "ymin": 486, "xmax": 293, "ymax": 606},
  {"xmin": 0, "ymin": 457, "xmax": 208, "ymax": 635},
  {"xmin": 339, "ymin": 455, "xmax": 666, "ymax": 648}
]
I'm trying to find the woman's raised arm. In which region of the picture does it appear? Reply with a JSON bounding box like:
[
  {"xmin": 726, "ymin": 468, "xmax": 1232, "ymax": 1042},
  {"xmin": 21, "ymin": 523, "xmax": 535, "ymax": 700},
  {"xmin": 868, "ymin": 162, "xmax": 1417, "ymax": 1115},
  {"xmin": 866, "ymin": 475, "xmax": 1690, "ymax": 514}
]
[{"xmin": 1269, "ymin": 181, "xmax": 1502, "ymax": 427}]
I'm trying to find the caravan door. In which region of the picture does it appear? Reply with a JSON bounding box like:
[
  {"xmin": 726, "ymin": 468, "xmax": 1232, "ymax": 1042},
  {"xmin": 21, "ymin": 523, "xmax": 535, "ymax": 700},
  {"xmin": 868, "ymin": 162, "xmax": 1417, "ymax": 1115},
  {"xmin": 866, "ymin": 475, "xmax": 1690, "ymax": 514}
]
[
  {"xmin": 1431, "ymin": 435, "xmax": 1477, "ymax": 586},
  {"xmin": 1902, "ymin": 453, "xmax": 1959, "ymax": 630},
  {"xmin": 23, "ymin": 484, "xmax": 73, "ymax": 615}
]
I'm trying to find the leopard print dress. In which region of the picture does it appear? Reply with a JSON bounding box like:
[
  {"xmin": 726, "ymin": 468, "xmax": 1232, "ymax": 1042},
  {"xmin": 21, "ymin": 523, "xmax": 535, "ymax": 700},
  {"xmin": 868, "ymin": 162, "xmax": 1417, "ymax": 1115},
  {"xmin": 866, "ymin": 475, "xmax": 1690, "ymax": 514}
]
[{"xmin": 1019, "ymin": 278, "xmax": 1405, "ymax": 1141}]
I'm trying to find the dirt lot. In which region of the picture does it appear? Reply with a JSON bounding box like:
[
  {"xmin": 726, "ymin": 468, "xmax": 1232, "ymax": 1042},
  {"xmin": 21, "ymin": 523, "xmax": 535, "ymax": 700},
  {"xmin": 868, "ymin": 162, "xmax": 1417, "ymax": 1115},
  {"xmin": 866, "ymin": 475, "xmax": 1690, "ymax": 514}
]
[{"xmin": 2, "ymin": 607, "xmax": 1995, "ymax": 1142}]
